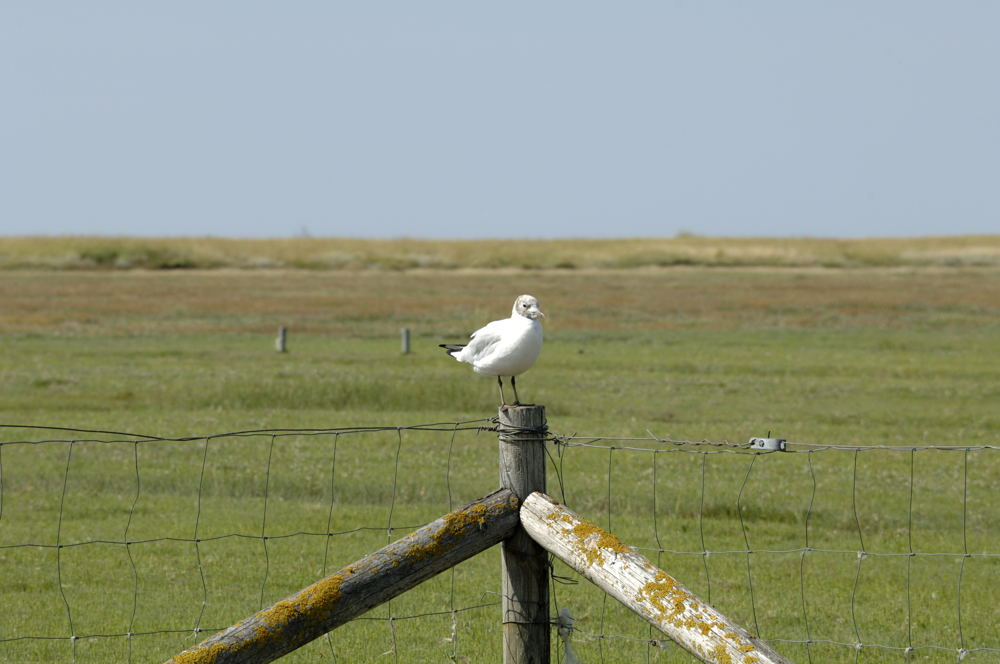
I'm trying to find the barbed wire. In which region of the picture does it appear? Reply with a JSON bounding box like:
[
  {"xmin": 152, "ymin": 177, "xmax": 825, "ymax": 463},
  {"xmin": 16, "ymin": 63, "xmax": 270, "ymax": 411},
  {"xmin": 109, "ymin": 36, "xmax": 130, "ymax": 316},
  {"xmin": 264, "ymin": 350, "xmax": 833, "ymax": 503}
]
[{"xmin": 1, "ymin": 422, "xmax": 997, "ymax": 663}]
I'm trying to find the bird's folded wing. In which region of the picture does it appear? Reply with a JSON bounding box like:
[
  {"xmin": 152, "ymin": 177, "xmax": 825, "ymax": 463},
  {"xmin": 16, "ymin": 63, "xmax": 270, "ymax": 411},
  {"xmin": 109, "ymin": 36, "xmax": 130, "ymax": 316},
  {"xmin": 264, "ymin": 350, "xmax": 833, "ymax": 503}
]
[{"xmin": 465, "ymin": 321, "xmax": 506, "ymax": 356}]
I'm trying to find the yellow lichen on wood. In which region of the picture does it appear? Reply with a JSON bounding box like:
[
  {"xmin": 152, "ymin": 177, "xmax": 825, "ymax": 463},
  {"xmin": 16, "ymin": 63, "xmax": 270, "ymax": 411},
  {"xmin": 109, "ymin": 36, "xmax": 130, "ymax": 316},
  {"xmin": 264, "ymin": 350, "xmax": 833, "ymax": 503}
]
[
  {"xmin": 303, "ymin": 573, "xmax": 345, "ymax": 618},
  {"xmin": 542, "ymin": 508, "xmax": 576, "ymax": 530},
  {"xmin": 633, "ymin": 571, "xmax": 762, "ymax": 664},
  {"xmin": 566, "ymin": 521, "xmax": 634, "ymax": 567},
  {"xmin": 248, "ymin": 571, "xmax": 346, "ymax": 639},
  {"xmin": 166, "ymin": 640, "xmax": 229, "ymax": 664},
  {"xmin": 637, "ymin": 570, "xmax": 691, "ymax": 622},
  {"xmin": 406, "ymin": 496, "xmax": 516, "ymax": 563},
  {"xmin": 713, "ymin": 643, "xmax": 734, "ymax": 664}
]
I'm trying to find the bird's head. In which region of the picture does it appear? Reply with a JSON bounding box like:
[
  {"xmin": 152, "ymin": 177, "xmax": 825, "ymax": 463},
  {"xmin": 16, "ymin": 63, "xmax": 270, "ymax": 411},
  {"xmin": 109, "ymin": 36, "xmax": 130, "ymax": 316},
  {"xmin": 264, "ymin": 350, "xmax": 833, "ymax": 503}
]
[{"xmin": 513, "ymin": 294, "xmax": 545, "ymax": 321}]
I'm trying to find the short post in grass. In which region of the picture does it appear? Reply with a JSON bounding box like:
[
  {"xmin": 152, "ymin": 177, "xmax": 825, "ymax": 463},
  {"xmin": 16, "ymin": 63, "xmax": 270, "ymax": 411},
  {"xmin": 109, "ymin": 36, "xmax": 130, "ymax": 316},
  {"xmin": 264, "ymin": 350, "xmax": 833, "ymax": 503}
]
[
  {"xmin": 275, "ymin": 326, "xmax": 287, "ymax": 353},
  {"xmin": 498, "ymin": 404, "xmax": 549, "ymax": 664}
]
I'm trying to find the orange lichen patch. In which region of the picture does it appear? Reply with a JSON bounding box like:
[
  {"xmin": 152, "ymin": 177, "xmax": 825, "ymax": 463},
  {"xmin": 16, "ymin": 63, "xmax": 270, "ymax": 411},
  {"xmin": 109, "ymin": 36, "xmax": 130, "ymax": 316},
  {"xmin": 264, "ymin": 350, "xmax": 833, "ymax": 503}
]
[
  {"xmin": 637, "ymin": 571, "xmax": 689, "ymax": 620},
  {"xmin": 258, "ymin": 571, "xmax": 346, "ymax": 633},
  {"xmin": 537, "ymin": 502, "xmax": 634, "ymax": 568},
  {"xmin": 634, "ymin": 571, "xmax": 764, "ymax": 663},
  {"xmin": 542, "ymin": 509, "xmax": 576, "ymax": 530},
  {"xmin": 166, "ymin": 615, "xmax": 278, "ymax": 664},
  {"xmin": 303, "ymin": 572, "xmax": 347, "ymax": 617},
  {"xmin": 166, "ymin": 640, "xmax": 227, "ymax": 664},
  {"xmin": 566, "ymin": 521, "xmax": 634, "ymax": 567},
  {"xmin": 638, "ymin": 570, "xmax": 734, "ymax": 642},
  {"xmin": 713, "ymin": 643, "xmax": 734, "ymax": 664},
  {"xmin": 405, "ymin": 496, "xmax": 515, "ymax": 563}
]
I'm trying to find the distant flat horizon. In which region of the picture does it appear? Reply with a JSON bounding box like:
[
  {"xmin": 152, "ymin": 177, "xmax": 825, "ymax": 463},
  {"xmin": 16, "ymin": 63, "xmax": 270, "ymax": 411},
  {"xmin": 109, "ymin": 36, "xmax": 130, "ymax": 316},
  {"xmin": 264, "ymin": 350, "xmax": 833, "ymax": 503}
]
[{"xmin": 4, "ymin": 232, "xmax": 998, "ymax": 242}]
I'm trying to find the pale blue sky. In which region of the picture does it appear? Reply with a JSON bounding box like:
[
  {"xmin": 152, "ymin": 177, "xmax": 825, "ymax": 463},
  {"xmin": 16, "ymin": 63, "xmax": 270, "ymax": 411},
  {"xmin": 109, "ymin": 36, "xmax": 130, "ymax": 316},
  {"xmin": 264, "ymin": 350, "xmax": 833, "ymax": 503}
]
[{"xmin": 2, "ymin": 3, "xmax": 998, "ymax": 239}]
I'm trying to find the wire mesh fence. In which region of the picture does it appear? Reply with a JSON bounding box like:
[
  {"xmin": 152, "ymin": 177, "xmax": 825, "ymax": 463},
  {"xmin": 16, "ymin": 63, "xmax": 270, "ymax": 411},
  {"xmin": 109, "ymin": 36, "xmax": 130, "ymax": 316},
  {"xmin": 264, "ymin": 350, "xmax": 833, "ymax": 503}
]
[
  {"xmin": 546, "ymin": 434, "xmax": 1000, "ymax": 663},
  {"xmin": 1, "ymin": 421, "xmax": 998, "ymax": 663}
]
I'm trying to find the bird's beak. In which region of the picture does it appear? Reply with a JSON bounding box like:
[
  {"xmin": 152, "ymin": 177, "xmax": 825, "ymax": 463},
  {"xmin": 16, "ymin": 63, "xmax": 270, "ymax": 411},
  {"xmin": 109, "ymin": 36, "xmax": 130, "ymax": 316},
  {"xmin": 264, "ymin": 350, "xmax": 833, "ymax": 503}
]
[{"xmin": 533, "ymin": 308, "xmax": 545, "ymax": 319}]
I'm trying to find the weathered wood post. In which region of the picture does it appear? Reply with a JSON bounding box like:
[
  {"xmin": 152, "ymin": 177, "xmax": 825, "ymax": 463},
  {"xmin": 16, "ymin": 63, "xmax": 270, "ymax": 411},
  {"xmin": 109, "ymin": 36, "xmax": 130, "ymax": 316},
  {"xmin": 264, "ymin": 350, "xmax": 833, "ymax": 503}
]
[
  {"xmin": 401, "ymin": 327, "xmax": 411, "ymax": 354},
  {"xmin": 275, "ymin": 326, "xmax": 287, "ymax": 353},
  {"xmin": 498, "ymin": 404, "xmax": 549, "ymax": 664}
]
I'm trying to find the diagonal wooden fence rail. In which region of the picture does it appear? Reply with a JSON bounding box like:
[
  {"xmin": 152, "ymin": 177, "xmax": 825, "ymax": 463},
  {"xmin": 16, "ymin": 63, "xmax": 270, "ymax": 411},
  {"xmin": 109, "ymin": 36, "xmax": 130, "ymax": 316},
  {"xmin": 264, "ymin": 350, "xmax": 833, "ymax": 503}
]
[
  {"xmin": 521, "ymin": 491, "xmax": 791, "ymax": 664},
  {"xmin": 166, "ymin": 488, "xmax": 521, "ymax": 664}
]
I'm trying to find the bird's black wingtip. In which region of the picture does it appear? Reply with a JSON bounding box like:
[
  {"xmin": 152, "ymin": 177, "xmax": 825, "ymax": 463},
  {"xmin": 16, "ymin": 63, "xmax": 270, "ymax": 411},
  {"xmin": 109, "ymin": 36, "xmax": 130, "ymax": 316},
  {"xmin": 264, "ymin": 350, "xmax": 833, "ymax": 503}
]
[{"xmin": 439, "ymin": 343, "xmax": 465, "ymax": 357}]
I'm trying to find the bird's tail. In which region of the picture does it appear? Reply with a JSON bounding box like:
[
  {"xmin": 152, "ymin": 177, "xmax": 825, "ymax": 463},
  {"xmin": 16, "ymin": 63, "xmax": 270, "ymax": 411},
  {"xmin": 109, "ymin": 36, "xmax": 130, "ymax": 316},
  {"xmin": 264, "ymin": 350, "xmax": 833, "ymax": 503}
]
[{"xmin": 439, "ymin": 344, "xmax": 465, "ymax": 357}]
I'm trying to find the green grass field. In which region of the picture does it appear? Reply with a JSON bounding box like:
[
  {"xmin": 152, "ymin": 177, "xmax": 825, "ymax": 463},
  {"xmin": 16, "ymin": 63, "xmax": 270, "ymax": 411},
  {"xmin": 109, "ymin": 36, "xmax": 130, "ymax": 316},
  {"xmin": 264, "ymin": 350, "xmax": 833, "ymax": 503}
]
[{"xmin": 1, "ymin": 244, "xmax": 999, "ymax": 663}]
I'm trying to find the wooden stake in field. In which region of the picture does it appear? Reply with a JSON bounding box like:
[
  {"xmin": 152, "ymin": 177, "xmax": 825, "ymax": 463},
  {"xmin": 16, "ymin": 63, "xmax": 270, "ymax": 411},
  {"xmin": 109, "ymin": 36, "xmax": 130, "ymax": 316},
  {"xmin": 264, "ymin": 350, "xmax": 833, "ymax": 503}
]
[{"xmin": 520, "ymin": 491, "xmax": 793, "ymax": 664}]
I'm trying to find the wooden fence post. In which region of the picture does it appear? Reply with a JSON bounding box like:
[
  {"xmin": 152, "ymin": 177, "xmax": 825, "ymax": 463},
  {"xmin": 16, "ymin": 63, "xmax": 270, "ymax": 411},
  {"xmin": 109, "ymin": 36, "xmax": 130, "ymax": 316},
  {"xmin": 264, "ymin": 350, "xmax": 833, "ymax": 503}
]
[{"xmin": 498, "ymin": 404, "xmax": 549, "ymax": 664}]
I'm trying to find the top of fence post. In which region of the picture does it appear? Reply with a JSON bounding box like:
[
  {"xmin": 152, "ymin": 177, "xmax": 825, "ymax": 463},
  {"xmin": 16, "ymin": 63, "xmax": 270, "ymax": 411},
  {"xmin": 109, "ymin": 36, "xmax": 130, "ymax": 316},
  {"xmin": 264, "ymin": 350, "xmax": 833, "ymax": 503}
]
[{"xmin": 498, "ymin": 404, "xmax": 550, "ymax": 664}]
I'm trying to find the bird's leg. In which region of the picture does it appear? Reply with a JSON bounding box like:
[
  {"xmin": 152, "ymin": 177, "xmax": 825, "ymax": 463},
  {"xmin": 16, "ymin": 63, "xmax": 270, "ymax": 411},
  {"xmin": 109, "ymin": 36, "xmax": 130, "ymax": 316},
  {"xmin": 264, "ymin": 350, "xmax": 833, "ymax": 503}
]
[
  {"xmin": 511, "ymin": 375, "xmax": 520, "ymax": 405},
  {"xmin": 497, "ymin": 376, "xmax": 508, "ymax": 407}
]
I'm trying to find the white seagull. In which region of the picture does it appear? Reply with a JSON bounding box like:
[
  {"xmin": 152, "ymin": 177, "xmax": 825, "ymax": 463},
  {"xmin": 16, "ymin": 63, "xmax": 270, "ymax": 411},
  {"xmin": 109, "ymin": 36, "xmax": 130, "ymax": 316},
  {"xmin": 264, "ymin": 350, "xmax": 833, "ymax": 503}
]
[{"xmin": 439, "ymin": 294, "xmax": 545, "ymax": 406}]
